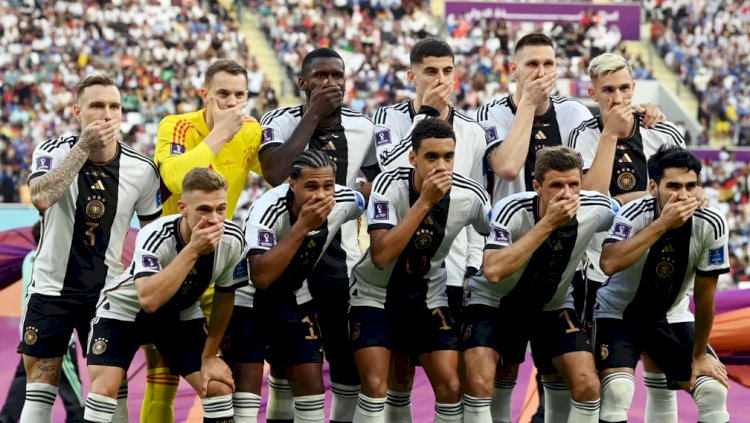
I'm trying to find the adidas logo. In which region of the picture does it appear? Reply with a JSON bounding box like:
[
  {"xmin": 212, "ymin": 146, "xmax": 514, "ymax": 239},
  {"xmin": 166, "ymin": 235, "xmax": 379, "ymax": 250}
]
[
  {"xmin": 91, "ymin": 180, "xmax": 105, "ymax": 190},
  {"xmin": 534, "ymin": 130, "xmax": 547, "ymax": 140}
]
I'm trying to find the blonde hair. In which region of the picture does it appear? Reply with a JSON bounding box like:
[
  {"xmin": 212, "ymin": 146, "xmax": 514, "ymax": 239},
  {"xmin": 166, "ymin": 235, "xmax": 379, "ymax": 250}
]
[
  {"xmin": 588, "ymin": 53, "xmax": 633, "ymax": 82},
  {"xmin": 182, "ymin": 168, "xmax": 228, "ymax": 193}
]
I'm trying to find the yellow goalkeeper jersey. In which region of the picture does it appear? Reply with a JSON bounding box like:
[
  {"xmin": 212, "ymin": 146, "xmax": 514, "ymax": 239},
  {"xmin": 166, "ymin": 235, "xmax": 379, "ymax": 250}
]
[{"xmin": 155, "ymin": 109, "xmax": 262, "ymax": 218}]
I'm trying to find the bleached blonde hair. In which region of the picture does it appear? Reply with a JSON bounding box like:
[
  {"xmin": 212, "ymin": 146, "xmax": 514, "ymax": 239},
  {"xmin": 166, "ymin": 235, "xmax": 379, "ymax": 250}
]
[{"xmin": 588, "ymin": 53, "xmax": 633, "ymax": 82}]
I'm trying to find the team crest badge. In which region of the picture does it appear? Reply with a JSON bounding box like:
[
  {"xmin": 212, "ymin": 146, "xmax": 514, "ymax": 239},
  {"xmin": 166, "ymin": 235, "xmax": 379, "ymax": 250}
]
[
  {"xmin": 616, "ymin": 169, "xmax": 636, "ymax": 191},
  {"xmin": 656, "ymin": 260, "xmax": 675, "ymax": 278},
  {"xmin": 24, "ymin": 327, "xmax": 38, "ymax": 346},
  {"xmin": 462, "ymin": 325, "xmax": 472, "ymax": 341},
  {"xmin": 85, "ymin": 195, "xmax": 106, "ymax": 219},
  {"xmin": 350, "ymin": 323, "xmax": 361, "ymax": 341},
  {"xmin": 414, "ymin": 228, "xmax": 433, "ymax": 249},
  {"xmin": 600, "ymin": 344, "xmax": 609, "ymax": 360},
  {"xmin": 92, "ymin": 338, "xmax": 108, "ymax": 355}
]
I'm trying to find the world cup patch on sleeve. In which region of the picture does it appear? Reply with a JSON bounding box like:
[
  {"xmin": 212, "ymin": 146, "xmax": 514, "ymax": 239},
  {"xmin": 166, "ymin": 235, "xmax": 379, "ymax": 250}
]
[
  {"xmin": 708, "ymin": 246, "xmax": 725, "ymax": 266},
  {"xmin": 142, "ymin": 255, "xmax": 161, "ymax": 271},
  {"xmin": 262, "ymin": 128, "xmax": 274, "ymax": 142},
  {"xmin": 493, "ymin": 227, "xmax": 510, "ymax": 243},
  {"xmin": 373, "ymin": 201, "xmax": 389, "ymax": 220},
  {"xmin": 36, "ymin": 156, "xmax": 52, "ymax": 170},
  {"xmin": 611, "ymin": 223, "xmax": 632, "ymax": 239},
  {"xmin": 170, "ymin": 143, "xmax": 185, "ymax": 155},
  {"xmin": 233, "ymin": 258, "xmax": 249, "ymax": 280},
  {"xmin": 485, "ymin": 127, "xmax": 499, "ymax": 144},
  {"xmin": 258, "ymin": 230, "xmax": 276, "ymax": 248},
  {"xmin": 375, "ymin": 130, "xmax": 392, "ymax": 146}
]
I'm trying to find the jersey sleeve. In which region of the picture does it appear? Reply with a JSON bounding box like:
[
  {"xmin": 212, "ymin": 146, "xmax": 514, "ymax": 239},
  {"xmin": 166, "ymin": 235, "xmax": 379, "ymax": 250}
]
[
  {"xmin": 215, "ymin": 229, "xmax": 248, "ymax": 292},
  {"xmin": 485, "ymin": 197, "xmax": 521, "ymax": 250},
  {"xmin": 259, "ymin": 110, "xmax": 293, "ymax": 154},
  {"xmin": 28, "ymin": 138, "xmax": 71, "ymax": 182},
  {"xmin": 131, "ymin": 224, "xmax": 168, "ymax": 280},
  {"xmin": 134, "ymin": 163, "xmax": 163, "ymax": 221},
  {"xmin": 367, "ymin": 180, "xmax": 399, "ymax": 231},
  {"xmin": 603, "ymin": 200, "xmax": 648, "ymax": 245},
  {"xmin": 376, "ymin": 115, "xmax": 419, "ymax": 170},
  {"xmin": 240, "ymin": 119, "xmax": 264, "ymax": 176},
  {"xmin": 477, "ymin": 104, "xmax": 511, "ymax": 152},
  {"xmin": 568, "ymin": 124, "xmax": 600, "ymax": 171},
  {"xmin": 155, "ymin": 115, "xmax": 214, "ymax": 196},
  {"xmin": 696, "ymin": 211, "xmax": 730, "ymax": 276},
  {"xmin": 361, "ymin": 120, "xmax": 379, "ymax": 169},
  {"xmin": 244, "ymin": 212, "xmax": 277, "ymax": 256},
  {"xmin": 344, "ymin": 189, "xmax": 367, "ymax": 221}
]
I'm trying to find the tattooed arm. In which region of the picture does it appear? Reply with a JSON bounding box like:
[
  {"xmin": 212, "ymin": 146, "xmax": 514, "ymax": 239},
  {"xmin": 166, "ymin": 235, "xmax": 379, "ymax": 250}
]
[{"xmin": 29, "ymin": 120, "xmax": 116, "ymax": 213}]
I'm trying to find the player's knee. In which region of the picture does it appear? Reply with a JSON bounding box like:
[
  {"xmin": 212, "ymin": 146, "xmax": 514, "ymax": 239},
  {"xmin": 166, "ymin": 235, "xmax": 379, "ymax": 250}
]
[
  {"xmin": 206, "ymin": 380, "xmax": 233, "ymax": 398},
  {"xmin": 464, "ymin": 366, "xmax": 494, "ymax": 397},
  {"xmin": 570, "ymin": 372, "xmax": 600, "ymax": 402},
  {"xmin": 692, "ymin": 377, "xmax": 729, "ymax": 422},
  {"xmin": 432, "ymin": 374, "xmax": 461, "ymax": 403},
  {"xmin": 600, "ymin": 372, "xmax": 635, "ymax": 421},
  {"xmin": 360, "ymin": 373, "xmax": 388, "ymax": 398}
]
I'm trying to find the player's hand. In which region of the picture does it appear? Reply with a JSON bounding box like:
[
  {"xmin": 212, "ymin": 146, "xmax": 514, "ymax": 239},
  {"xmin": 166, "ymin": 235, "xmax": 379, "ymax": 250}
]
[
  {"xmin": 209, "ymin": 96, "xmax": 247, "ymax": 142},
  {"xmin": 693, "ymin": 186, "xmax": 710, "ymax": 209},
  {"xmin": 200, "ymin": 355, "xmax": 235, "ymax": 396},
  {"xmin": 188, "ymin": 217, "xmax": 224, "ymax": 256},
  {"xmin": 635, "ymin": 103, "xmax": 666, "ymax": 128},
  {"xmin": 601, "ymin": 97, "xmax": 635, "ymax": 140},
  {"xmin": 418, "ymin": 168, "xmax": 452, "ymax": 207},
  {"xmin": 518, "ymin": 69, "xmax": 556, "ymax": 108},
  {"xmin": 307, "ymin": 78, "xmax": 344, "ymax": 122},
  {"xmin": 541, "ymin": 190, "xmax": 580, "ymax": 229},
  {"xmin": 297, "ymin": 195, "xmax": 335, "ymax": 232},
  {"xmin": 656, "ymin": 192, "xmax": 699, "ymax": 231},
  {"xmin": 79, "ymin": 119, "xmax": 120, "ymax": 152},
  {"xmin": 690, "ymin": 354, "xmax": 729, "ymax": 390},
  {"xmin": 421, "ymin": 79, "xmax": 454, "ymax": 113}
]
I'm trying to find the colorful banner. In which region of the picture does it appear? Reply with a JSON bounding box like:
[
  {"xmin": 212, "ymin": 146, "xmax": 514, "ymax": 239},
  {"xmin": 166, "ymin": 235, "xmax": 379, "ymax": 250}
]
[{"xmin": 444, "ymin": 1, "xmax": 642, "ymax": 40}]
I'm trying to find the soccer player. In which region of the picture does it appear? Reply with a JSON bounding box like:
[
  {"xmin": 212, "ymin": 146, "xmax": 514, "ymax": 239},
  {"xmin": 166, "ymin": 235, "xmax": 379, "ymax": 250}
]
[
  {"xmin": 462, "ymin": 146, "xmax": 617, "ymax": 423},
  {"xmin": 371, "ymin": 37, "xmax": 487, "ymax": 420},
  {"xmin": 223, "ymin": 150, "xmax": 366, "ymax": 422},
  {"xmin": 19, "ymin": 74, "xmax": 162, "ymax": 423},
  {"xmin": 84, "ymin": 168, "xmax": 245, "ymax": 423},
  {"xmin": 595, "ymin": 146, "xmax": 730, "ymax": 423},
  {"xmin": 259, "ymin": 48, "xmax": 379, "ymax": 423},
  {"xmin": 145, "ymin": 59, "xmax": 263, "ymax": 423},
  {"xmin": 348, "ymin": 118, "xmax": 491, "ymax": 423},
  {"xmin": 568, "ymin": 53, "xmax": 688, "ymax": 421}
]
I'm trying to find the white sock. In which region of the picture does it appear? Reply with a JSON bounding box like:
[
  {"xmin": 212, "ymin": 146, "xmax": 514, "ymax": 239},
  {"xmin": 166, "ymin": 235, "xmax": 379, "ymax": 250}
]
[
  {"xmin": 384, "ymin": 389, "xmax": 412, "ymax": 423},
  {"xmin": 331, "ymin": 382, "xmax": 360, "ymax": 422},
  {"xmin": 463, "ymin": 395, "xmax": 492, "ymax": 423},
  {"xmin": 569, "ymin": 398, "xmax": 600, "ymax": 423},
  {"xmin": 542, "ymin": 382, "xmax": 571, "ymax": 423},
  {"xmin": 353, "ymin": 393, "xmax": 386, "ymax": 423},
  {"xmin": 268, "ymin": 376, "xmax": 294, "ymax": 421},
  {"xmin": 490, "ymin": 380, "xmax": 515, "ymax": 423},
  {"xmin": 201, "ymin": 393, "xmax": 234, "ymax": 420},
  {"xmin": 83, "ymin": 392, "xmax": 117, "ymax": 423},
  {"xmin": 600, "ymin": 372, "xmax": 634, "ymax": 423},
  {"xmin": 111, "ymin": 381, "xmax": 129, "ymax": 423},
  {"xmin": 20, "ymin": 383, "xmax": 57, "ymax": 423},
  {"xmin": 692, "ymin": 376, "xmax": 730, "ymax": 423},
  {"xmin": 644, "ymin": 372, "xmax": 677, "ymax": 423},
  {"xmin": 293, "ymin": 393, "xmax": 326, "ymax": 423},
  {"xmin": 434, "ymin": 401, "xmax": 462, "ymax": 422},
  {"xmin": 233, "ymin": 392, "xmax": 261, "ymax": 422}
]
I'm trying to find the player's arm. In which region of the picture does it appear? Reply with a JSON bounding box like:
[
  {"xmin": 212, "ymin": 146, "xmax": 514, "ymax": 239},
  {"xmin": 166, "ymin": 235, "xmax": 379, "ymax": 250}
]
[
  {"xmin": 30, "ymin": 120, "xmax": 118, "ymax": 212},
  {"xmin": 260, "ymin": 80, "xmax": 343, "ymax": 186},
  {"xmin": 600, "ymin": 193, "xmax": 698, "ymax": 276},
  {"xmin": 583, "ymin": 98, "xmax": 636, "ymax": 193},
  {"xmin": 491, "ymin": 70, "xmax": 555, "ymax": 180},
  {"xmin": 248, "ymin": 196, "xmax": 334, "ymax": 288},
  {"xmin": 135, "ymin": 217, "xmax": 223, "ymax": 313},
  {"xmin": 483, "ymin": 191, "xmax": 577, "ymax": 283},
  {"xmin": 691, "ymin": 274, "xmax": 727, "ymax": 380},
  {"xmin": 156, "ymin": 99, "xmax": 245, "ymax": 194},
  {"xmin": 369, "ymin": 169, "xmax": 451, "ymax": 269}
]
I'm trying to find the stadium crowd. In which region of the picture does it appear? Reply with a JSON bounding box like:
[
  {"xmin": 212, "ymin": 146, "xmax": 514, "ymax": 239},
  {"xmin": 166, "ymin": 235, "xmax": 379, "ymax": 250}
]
[{"xmin": 646, "ymin": 0, "xmax": 750, "ymax": 141}]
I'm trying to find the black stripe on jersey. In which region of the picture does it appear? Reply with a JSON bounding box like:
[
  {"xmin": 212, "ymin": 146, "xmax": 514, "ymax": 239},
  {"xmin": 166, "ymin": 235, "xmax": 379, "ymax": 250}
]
[
  {"xmin": 551, "ymin": 95, "xmax": 577, "ymax": 104},
  {"xmin": 694, "ymin": 209, "xmax": 725, "ymax": 241},
  {"xmin": 39, "ymin": 135, "xmax": 77, "ymax": 153},
  {"xmin": 259, "ymin": 197, "xmax": 287, "ymax": 228},
  {"xmin": 452, "ymin": 173, "xmax": 490, "ymax": 203},
  {"xmin": 342, "ymin": 107, "xmax": 372, "ymax": 122},
  {"xmin": 567, "ymin": 117, "xmax": 599, "ymax": 149},
  {"xmin": 478, "ymin": 98, "xmax": 509, "ymax": 122},
  {"xmin": 120, "ymin": 144, "xmax": 159, "ymax": 175},
  {"xmin": 142, "ymin": 222, "xmax": 177, "ymax": 253},
  {"xmin": 380, "ymin": 136, "xmax": 413, "ymax": 167},
  {"xmin": 373, "ymin": 168, "xmax": 411, "ymax": 194},
  {"xmin": 334, "ymin": 191, "xmax": 356, "ymax": 201},
  {"xmin": 260, "ymin": 105, "xmax": 302, "ymax": 126},
  {"xmin": 494, "ymin": 198, "xmax": 534, "ymax": 226},
  {"xmin": 453, "ymin": 110, "xmax": 477, "ymax": 124},
  {"xmin": 224, "ymin": 223, "xmax": 245, "ymax": 247},
  {"xmin": 650, "ymin": 123, "xmax": 686, "ymax": 147},
  {"xmin": 374, "ymin": 101, "xmax": 409, "ymax": 125},
  {"xmin": 622, "ymin": 198, "xmax": 657, "ymax": 221}
]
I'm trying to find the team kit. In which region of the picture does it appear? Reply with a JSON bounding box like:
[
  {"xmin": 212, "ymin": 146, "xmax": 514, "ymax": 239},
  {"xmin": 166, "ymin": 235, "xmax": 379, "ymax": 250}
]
[{"xmin": 17, "ymin": 34, "xmax": 730, "ymax": 423}]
